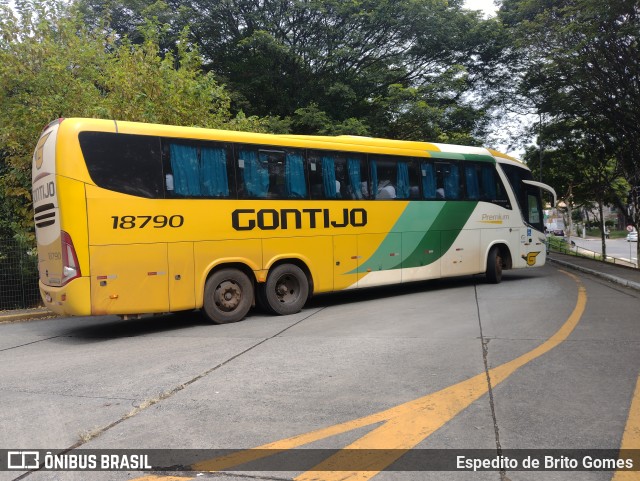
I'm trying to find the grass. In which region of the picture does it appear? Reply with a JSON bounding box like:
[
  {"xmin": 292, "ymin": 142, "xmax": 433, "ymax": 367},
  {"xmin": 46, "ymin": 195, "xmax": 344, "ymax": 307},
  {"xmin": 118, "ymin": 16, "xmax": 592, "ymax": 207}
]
[
  {"xmin": 585, "ymin": 228, "xmax": 628, "ymax": 239},
  {"xmin": 547, "ymin": 235, "xmax": 603, "ymax": 260}
]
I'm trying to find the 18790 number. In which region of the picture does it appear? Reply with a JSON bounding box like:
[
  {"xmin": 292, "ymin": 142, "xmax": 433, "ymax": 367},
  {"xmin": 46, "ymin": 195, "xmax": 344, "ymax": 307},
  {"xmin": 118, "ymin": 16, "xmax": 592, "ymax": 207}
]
[{"xmin": 111, "ymin": 215, "xmax": 184, "ymax": 229}]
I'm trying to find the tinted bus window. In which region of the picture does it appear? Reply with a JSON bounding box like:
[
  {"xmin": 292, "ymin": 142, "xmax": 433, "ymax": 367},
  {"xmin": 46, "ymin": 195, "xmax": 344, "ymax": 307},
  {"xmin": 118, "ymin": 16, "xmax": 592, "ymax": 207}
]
[
  {"xmin": 421, "ymin": 162, "xmax": 437, "ymax": 199},
  {"xmin": 238, "ymin": 146, "xmax": 307, "ymax": 199},
  {"xmin": 464, "ymin": 163, "xmax": 511, "ymax": 208},
  {"xmin": 501, "ymin": 163, "xmax": 532, "ymax": 213},
  {"xmin": 80, "ymin": 132, "xmax": 164, "ymax": 198},
  {"xmin": 308, "ymin": 151, "xmax": 368, "ymax": 200},
  {"xmin": 164, "ymin": 140, "xmax": 234, "ymax": 198},
  {"xmin": 434, "ymin": 162, "xmax": 462, "ymax": 200},
  {"xmin": 370, "ymin": 156, "xmax": 420, "ymax": 200}
]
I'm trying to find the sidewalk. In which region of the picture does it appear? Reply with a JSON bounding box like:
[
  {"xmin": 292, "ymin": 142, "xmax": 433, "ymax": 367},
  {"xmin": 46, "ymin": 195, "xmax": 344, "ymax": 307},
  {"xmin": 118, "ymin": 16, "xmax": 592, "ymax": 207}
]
[
  {"xmin": 1, "ymin": 254, "xmax": 639, "ymax": 324},
  {"xmin": 548, "ymin": 251, "xmax": 640, "ymax": 291},
  {"xmin": 0, "ymin": 307, "xmax": 57, "ymax": 324}
]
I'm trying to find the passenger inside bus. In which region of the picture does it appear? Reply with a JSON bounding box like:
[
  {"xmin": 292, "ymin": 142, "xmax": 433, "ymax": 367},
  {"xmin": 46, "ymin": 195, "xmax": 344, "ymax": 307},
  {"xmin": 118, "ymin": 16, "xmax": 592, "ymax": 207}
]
[{"xmin": 377, "ymin": 180, "xmax": 396, "ymax": 199}]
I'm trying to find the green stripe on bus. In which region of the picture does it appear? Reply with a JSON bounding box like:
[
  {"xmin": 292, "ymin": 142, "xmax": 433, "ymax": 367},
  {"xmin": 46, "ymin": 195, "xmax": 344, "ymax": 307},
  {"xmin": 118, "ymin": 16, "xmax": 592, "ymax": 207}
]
[
  {"xmin": 427, "ymin": 151, "xmax": 495, "ymax": 163},
  {"xmin": 426, "ymin": 151, "xmax": 466, "ymax": 160},
  {"xmin": 349, "ymin": 201, "xmax": 478, "ymax": 274},
  {"xmin": 462, "ymin": 154, "xmax": 495, "ymax": 163}
]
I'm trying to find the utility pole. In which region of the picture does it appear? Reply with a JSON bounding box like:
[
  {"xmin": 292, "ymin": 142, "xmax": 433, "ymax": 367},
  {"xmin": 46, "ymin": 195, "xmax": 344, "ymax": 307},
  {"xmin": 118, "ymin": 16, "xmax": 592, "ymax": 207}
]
[
  {"xmin": 567, "ymin": 183, "xmax": 573, "ymax": 246},
  {"xmin": 539, "ymin": 112, "xmax": 544, "ymax": 183}
]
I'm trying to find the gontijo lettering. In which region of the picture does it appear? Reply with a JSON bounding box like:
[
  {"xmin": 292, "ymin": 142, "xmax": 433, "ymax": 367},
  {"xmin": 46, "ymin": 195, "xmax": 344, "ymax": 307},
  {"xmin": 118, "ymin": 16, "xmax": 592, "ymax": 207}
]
[
  {"xmin": 232, "ymin": 208, "xmax": 367, "ymax": 231},
  {"xmin": 33, "ymin": 181, "xmax": 55, "ymax": 203}
]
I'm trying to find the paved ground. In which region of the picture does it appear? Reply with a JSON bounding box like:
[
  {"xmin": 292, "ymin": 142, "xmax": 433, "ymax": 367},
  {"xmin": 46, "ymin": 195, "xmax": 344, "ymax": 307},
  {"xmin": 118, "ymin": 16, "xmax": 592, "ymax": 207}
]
[
  {"xmin": 548, "ymin": 251, "xmax": 640, "ymax": 291},
  {"xmin": 1, "ymin": 257, "xmax": 639, "ymax": 481}
]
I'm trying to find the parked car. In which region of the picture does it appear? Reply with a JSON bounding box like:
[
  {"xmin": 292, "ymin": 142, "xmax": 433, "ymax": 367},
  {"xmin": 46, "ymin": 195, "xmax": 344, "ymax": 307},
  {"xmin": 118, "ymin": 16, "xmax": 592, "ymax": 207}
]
[
  {"xmin": 552, "ymin": 229, "xmax": 565, "ymax": 237},
  {"xmin": 627, "ymin": 230, "xmax": 638, "ymax": 242}
]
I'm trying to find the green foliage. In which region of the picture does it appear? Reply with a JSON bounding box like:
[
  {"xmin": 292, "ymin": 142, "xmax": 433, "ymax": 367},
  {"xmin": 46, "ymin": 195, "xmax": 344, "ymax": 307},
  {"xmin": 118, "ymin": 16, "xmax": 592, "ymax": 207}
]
[
  {"xmin": 501, "ymin": 0, "xmax": 640, "ymax": 230},
  {"xmin": 0, "ymin": 0, "xmax": 266, "ymax": 241},
  {"xmin": 78, "ymin": 0, "xmax": 495, "ymax": 142}
]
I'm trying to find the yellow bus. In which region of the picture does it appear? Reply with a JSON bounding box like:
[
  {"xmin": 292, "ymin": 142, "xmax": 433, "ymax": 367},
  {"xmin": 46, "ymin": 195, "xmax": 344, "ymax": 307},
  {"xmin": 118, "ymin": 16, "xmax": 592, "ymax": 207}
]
[{"xmin": 32, "ymin": 118, "xmax": 555, "ymax": 323}]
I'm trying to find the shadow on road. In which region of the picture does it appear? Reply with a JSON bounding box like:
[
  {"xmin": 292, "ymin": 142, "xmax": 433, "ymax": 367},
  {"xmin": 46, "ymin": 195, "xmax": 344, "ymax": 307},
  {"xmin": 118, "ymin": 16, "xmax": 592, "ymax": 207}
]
[{"xmin": 50, "ymin": 269, "xmax": 545, "ymax": 342}]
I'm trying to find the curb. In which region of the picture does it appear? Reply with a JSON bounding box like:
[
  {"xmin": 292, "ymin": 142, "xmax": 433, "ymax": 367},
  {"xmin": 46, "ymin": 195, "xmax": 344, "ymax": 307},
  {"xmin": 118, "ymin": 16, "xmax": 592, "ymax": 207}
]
[
  {"xmin": 548, "ymin": 257, "xmax": 640, "ymax": 292},
  {"xmin": 0, "ymin": 308, "xmax": 57, "ymax": 324}
]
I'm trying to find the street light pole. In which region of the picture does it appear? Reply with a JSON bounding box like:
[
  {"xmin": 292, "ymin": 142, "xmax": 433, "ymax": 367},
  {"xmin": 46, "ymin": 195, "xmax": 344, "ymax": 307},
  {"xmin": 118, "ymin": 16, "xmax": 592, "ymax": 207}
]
[{"xmin": 539, "ymin": 112, "xmax": 544, "ymax": 183}]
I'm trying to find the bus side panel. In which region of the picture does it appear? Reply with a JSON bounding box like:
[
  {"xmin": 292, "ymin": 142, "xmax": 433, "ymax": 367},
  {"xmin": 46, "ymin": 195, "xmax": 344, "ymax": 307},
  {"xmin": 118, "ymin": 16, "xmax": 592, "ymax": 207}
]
[
  {"xmin": 168, "ymin": 242, "xmax": 196, "ymax": 311},
  {"xmin": 333, "ymin": 235, "xmax": 359, "ymax": 290},
  {"xmin": 193, "ymin": 239, "xmax": 262, "ymax": 308},
  {"xmin": 356, "ymin": 233, "xmax": 402, "ymax": 288},
  {"xmin": 89, "ymin": 243, "xmax": 169, "ymax": 315},
  {"xmin": 262, "ymin": 236, "xmax": 333, "ymax": 293},
  {"xmin": 440, "ymin": 229, "xmax": 481, "ymax": 277},
  {"xmin": 514, "ymin": 225, "xmax": 547, "ymax": 269},
  {"xmin": 400, "ymin": 231, "xmax": 441, "ymax": 282}
]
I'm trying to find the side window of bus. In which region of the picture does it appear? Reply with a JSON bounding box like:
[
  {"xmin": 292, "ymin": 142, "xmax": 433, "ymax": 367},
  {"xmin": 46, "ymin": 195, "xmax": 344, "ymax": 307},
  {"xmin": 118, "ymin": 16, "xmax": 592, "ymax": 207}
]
[
  {"xmin": 237, "ymin": 147, "xmax": 307, "ymax": 199},
  {"xmin": 434, "ymin": 162, "xmax": 462, "ymax": 200},
  {"xmin": 421, "ymin": 161, "xmax": 437, "ymax": 199},
  {"xmin": 464, "ymin": 163, "xmax": 481, "ymax": 200},
  {"xmin": 501, "ymin": 163, "xmax": 529, "ymax": 213},
  {"xmin": 370, "ymin": 156, "xmax": 420, "ymax": 200},
  {"xmin": 80, "ymin": 132, "xmax": 164, "ymax": 198},
  {"xmin": 308, "ymin": 152, "xmax": 369, "ymax": 200},
  {"xmin": 165, "ymin": 141, "xmax": 233, "ymax": 198},
  {"xmin": 461, "ymin": 162, "xmax": 511, "ymax": 207},
  {"xmin": 478, "ymin": 164, "xmax": 511, "ymax": 208},
  {"xmin": 343, "ymin": 155, "xmax": 368, "ymax": 200}
]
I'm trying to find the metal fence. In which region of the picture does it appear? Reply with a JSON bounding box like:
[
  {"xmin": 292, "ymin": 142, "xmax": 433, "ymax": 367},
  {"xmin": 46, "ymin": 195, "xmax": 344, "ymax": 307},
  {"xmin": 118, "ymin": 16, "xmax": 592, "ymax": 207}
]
[
  {"xmin": 0, "ymin": 237, "xmax": 42, "ymax": 310},
  {"xmin": 549, "ymin": 239, "xmax": 639, "ymax": 268}
]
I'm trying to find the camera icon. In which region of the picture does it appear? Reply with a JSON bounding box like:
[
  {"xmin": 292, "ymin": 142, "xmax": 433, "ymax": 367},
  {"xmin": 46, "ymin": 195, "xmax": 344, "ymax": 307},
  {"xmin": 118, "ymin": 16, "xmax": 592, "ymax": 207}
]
[{"xmin": 7, "ymin": 451, "xmax": 40, "ymax": 469}]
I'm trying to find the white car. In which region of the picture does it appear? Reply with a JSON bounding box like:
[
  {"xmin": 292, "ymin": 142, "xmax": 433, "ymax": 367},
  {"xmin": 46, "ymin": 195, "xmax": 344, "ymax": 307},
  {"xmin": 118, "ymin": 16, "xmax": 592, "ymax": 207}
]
[{"xmin": 627, "ymin": 231, "xmax": 638, "ymax": 242}]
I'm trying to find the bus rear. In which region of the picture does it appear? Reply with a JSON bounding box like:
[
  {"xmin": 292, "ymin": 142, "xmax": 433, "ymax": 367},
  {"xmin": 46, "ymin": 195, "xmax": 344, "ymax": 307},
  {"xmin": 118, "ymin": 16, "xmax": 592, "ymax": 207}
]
[{"xmin": 32, "ymin": 119, "xmax": 91, "ymax": 315}]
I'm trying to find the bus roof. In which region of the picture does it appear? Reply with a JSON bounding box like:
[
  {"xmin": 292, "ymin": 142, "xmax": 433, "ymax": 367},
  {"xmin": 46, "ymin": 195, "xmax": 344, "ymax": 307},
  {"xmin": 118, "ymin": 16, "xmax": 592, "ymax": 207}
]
[
  {"xmin": 59, "ymin": 118, "xmax": 529, "ymax": 167},
  {"xmin": 72, "ymin": 119, "xmax": 431, "ymax": 159},
  {"xmin": 280, "ymin": 134, "xmax": 520, "ymax": 164}
]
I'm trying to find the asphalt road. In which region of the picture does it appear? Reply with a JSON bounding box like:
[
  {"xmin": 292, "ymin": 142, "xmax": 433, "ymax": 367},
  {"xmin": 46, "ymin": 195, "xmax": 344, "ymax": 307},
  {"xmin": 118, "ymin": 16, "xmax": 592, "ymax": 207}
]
[{"xmin": 1, "ymin": 264, "xmax": 639, "ymax": 481}]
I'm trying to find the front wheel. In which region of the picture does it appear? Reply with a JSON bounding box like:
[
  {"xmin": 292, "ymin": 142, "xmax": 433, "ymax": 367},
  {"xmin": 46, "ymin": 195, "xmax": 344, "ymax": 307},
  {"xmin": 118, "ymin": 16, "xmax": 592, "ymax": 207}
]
[
  {"xmin": 486, "ymin": 246, "xmax": 503, "ymax": 284},
  {"xmin": 203, "ymin": 269, "xmax": 253, "ymax": 324},
  {"xmin": 263, "ymin": 264, "xmax": 309, "ymax": 315}
]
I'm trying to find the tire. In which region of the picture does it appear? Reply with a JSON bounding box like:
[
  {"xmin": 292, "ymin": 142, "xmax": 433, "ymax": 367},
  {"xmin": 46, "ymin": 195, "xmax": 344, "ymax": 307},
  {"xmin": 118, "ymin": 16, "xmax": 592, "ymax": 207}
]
[
  {"xmin": 486, "ymin": 246, "xmax": 503, "ymax": 284},
  {"xmin": 263, "ymin": 264, "xmax": 309, "ymax": 315},
  {"xmin": 202, "ymin": 269, "xmax": 253, "ymax": 324}
]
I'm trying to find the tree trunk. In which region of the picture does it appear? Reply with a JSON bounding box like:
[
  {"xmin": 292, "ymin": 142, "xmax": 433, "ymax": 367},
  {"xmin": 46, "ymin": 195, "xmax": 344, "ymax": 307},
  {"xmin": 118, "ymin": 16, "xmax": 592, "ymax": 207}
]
[{"xmin": 599, "ymin": 200, "xmax": 606, "ymax": 261}]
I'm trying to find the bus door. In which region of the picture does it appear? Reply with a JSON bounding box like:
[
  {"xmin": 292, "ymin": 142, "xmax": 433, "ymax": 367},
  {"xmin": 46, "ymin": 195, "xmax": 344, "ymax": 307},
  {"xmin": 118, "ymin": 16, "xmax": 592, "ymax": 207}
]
[{"xmin": 518, "ymin": 183, "xmax": 548, "ymax": 267}]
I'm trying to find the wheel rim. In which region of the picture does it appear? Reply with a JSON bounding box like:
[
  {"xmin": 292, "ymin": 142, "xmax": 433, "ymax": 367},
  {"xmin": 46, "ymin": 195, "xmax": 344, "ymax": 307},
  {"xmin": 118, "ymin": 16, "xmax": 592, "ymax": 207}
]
[
  {"xmin": 214, "ymin": 280, "xmax": 242, "ymax": 312},
  {"xmin": 275, "ymin": 274, "xmax": 299, "ymax": 304}
]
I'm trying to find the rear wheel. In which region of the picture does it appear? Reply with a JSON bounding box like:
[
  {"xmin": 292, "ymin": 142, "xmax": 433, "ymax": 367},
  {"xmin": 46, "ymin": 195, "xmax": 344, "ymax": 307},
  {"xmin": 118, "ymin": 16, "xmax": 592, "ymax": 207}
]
[
  {"xmin": 203, "ymin": 269, "xmax": 253, "ymax": 324},
  {"xmin": 263, "ymin": 264, "xmax": 309, "ymax": 315},
  {"xmin": 486, "ymin": 246, "xmax": 503, "ymax": 284}
]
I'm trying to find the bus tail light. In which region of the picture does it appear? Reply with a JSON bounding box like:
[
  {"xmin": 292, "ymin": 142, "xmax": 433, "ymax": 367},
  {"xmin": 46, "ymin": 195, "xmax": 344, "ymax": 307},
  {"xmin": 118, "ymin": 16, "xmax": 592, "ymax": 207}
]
[{"xmin": 61, "ymin": 230, "xmax": 81, "ymax": 285}]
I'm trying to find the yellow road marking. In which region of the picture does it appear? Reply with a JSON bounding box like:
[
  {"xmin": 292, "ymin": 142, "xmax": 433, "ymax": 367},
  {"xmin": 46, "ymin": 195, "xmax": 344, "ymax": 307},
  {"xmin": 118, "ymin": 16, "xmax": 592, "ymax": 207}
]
[
  {"xmin": 612, "ymin": 375, "xmax": 640, "ymax": 481},
  {"xmin": 132, "ymin": 270, "xmax": 587, "ymax": 481}
]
